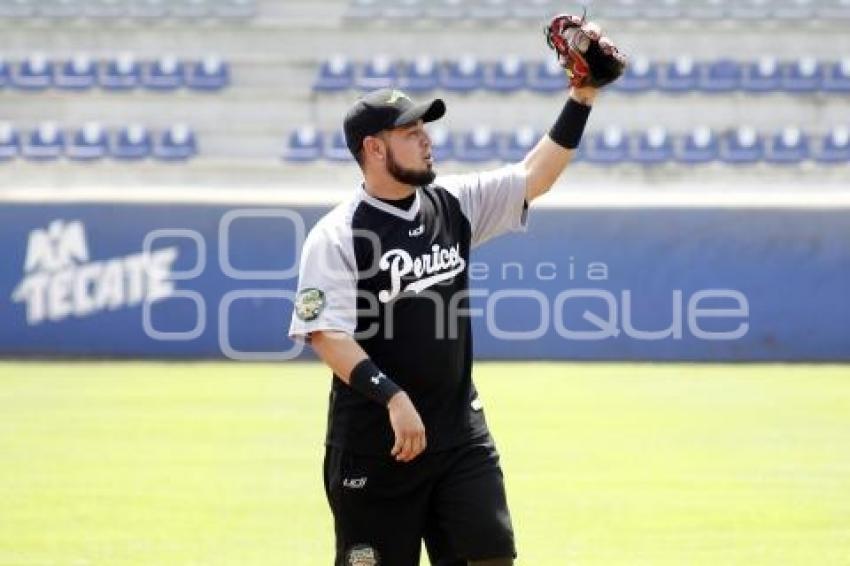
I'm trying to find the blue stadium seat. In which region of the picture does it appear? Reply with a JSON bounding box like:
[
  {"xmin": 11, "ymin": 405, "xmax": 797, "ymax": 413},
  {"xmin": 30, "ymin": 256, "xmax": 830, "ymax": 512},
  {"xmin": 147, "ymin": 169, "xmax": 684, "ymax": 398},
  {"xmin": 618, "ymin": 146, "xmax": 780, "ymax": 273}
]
[
  {"xmin": 0, "ymin": 58, "xmax": 9, "ymax": 89},
  {"xmin": 782, "ymin": 57, "xmax": 823, "ymax": 93},
  {"xmin": 426, "ymin": 0, "xmax": 464, "ymax": 20},
  {"xmin": 314, "ymin": 55, "xmax": 354, "ymax": 93},
  {"xmin": 284, "ymin": 126, "xmax": 322, "ymax": 163},
  {"xmin": 484, "ymin": 56, "xmax": 527, "ymax": 93},
  {"xmin": 677, "ymin": 126, "xmax": 719, "ymax": 164},
  {"xmin": 13, "ymin": 54, "xmax": 53, "ymax": 91},
  {"xmin": 172, "ymin": 0, "xmax": 209, "ymax": 18},
  {"xmin": 0, "ymin": 0, "xmax": 36, "ymax": 18},
  {"xmin": 213, "ymin": 0, "xmax": 257, "ymax": 19},
  {"xmin": 642, "ymin": 0, "xmax": 684, "ymax": 20},
  {"xmin": 658, "ymin": 56, "xmax": 699, "ymax": 93},
  {"xmin": 822, "ymin": 58, "xmax": 850, "ymax": 93},
  {"xmin": 598, "ymin": 0, "xmax": 642, "ymax": 19},
  {"xmin": 585, "ymin": 127, "xmax": 630, "ymax": 165},
  {"xmin": 771, "ymin": 0, "xmax": 814, "ymax": 19},
  {"xmin": 511, "ymin": 0, "xmax": 558, "ymax": 20},
  {"xmin": 528, "ymin": 57, "xmax": 568, "ymax": 94},
  {"xmin": 155, "ymin": 124, "xmax": 197, "ymax": 161},
  {"xmin": 113, "ymin": 124, "xmax": 152, "ymax": 160},
  {"xmin": 186, "ymin": 55, "xmax": 229, "ymax": 91},
  {"xmin": 632, "ymin": 126, "xmax": 674, "ymax": 165},
  {"xmin": 383, "ymin": 0, "xmax": 422, "ymax": 20},
  {"xmin": 398, "ymin": 56, "xmax": 439, "ymax": 93},
  {"xmin": 766, "ymin": 126, "xmax": 809, "ymax": 164},
  {"xmin": 467, "ymin": 0, "xmax": 509, "ymax": 20},
  {"xmin": 428, "ymin": 125, "xmax": 455, "ymax": 162},
  {"xmin": 345, "ymin": 0, "xmax": 383, "ymax": 20},
  {"xmin": 55, "ymin": 54, "xmax": 97, "ymax": 90},
  {"xmin": 721, "ymin": 127, "xmax": 764, "ymax": 164},
  {"xmin": 127, "ymin": 0, "xmax": 168, "ymax": 19},
  {"xmin": 815, "ymin": 126, "xmax": 850, "ymax": 164},
  {"xmin": 143, "ymin": 56, "xmax": 184, "ymax": 91},
  {"xmin": 68, "ymin": 122, "xmax": 109, "ymax": 161},
  {"xmin": 741, "ymin": 57, "xmax": 781, "ymax": 93},
  {"xmin": 0, "ymin": 122, "xmax": 19, "ymax": 160},
  {"xmin": 500, "ymin": 126, "xmax": 539, "ymax": 162},
  {"xmin": 84, "ymin": 0, "xmax": 127, "ymax": 18},
  {"xmin": 39, "ymin": 0, "xmax": 81, "ymax": 18},
  {"xmin": 440, "ymin": 55, "xmax": 483, "ymax": 93},
  {"xmin": 686, "ymin": 0, "xmax": 729, "ymax": 19},
  {"xmin": 23, "ymin": 122, "xmax": 65, "ymax": 160},
  {"xmin": 356, "ymin": 55, "xmax": 397, "ymax": 91},
  {"xmin": 324, "ymin": 130, "xmax": 351, "ymax": 162},
  {"xmin": 728, "ymin": 0, "xmax": 771, "ymax": 19},
  {"xmin": 615, "ymin": 56, "xmax": 657, "ymax": 93},
  {"xmin": 455, "ymin": 128, "xmax": 499, "ymax": 163},
  {"xmin": 100, "ymin": 53, "xmax": 141, "ymax": 90},
  {"xmin": 817, "ymin": 0, "xmax": 850, "ymax": 19},
  {"xmin": 699, "ymin": 59, "xmax": 741, "ymax": 93}
]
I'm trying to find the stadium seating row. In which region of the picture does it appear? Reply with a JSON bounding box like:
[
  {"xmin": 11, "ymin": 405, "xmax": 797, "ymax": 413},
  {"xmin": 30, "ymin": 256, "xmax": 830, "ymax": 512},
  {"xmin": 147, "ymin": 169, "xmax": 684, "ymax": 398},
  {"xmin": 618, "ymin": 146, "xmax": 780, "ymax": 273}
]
[
  {"xmin": 284, "ymin": 125, "xmax": 850, "ymax": 165},
  {"xmin": 346, "ymin": 0, "xmax": 850, "ymax": 23},
  {"xmin": 0, "ymin": 0, "xmax": 255, "ymax": 20},
  {"xmin": 0, "ymin": 54, "xmax": 229, "ymax": 91},
  {"xmin": 315, "ymin": 55, "xmax": 850, "ymax": 94},
  {"xmin": 0, "ymin": 122, "xmax": 197, "ymax": 161}
]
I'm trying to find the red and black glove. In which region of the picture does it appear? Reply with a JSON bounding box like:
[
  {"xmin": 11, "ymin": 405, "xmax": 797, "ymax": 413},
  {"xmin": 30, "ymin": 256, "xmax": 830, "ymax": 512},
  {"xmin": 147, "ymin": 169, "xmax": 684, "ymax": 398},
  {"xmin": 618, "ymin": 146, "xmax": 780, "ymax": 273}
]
[{"xmin": 544, "ymin": 13, "xmax": 627, "ymax": 88}]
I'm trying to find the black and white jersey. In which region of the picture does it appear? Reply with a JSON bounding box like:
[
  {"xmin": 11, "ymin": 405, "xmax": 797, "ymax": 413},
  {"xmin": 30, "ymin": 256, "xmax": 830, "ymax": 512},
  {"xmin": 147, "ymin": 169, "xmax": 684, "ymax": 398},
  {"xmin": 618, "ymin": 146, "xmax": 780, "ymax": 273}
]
[{"xmin": 289, "ymin": 165, "xmax": 528, "ymax": 455}]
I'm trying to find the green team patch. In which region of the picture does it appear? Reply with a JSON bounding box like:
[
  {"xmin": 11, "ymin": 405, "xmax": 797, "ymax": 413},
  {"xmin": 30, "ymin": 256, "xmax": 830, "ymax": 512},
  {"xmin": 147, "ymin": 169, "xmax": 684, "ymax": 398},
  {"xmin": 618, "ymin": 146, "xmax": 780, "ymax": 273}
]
[
  {"xmin": 346, "ymin": 544, "xmax": 379, "ymax": 566},
  {"xmin": 295, "ymin": 288, "xmax": 326, "ymax": 322}
]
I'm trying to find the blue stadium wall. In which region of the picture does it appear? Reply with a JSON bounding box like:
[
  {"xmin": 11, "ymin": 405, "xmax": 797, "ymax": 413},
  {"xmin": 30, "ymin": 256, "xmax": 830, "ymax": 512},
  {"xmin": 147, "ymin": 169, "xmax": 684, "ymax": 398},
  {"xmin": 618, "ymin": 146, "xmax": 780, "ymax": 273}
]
[{"xmin": 1, "ymin": 202, "xmax": 848, "ymax": 361}]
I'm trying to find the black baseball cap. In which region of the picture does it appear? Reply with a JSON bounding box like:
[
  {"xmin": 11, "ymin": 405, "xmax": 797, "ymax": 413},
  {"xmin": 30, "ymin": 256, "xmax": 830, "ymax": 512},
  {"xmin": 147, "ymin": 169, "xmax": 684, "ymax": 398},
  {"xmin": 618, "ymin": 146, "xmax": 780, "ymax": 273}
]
[{"xmin": 343, "ymin": 88, "xmax": 446, "ymax": 156}]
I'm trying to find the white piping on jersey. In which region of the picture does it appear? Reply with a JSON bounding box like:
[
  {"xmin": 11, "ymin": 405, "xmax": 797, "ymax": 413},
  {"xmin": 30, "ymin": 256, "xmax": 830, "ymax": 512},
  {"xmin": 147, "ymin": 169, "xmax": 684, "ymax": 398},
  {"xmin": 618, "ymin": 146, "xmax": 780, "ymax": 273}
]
[
  {"xmin": 378, "ymin": 243, "xmax": 465, "ymax": 303},
  {"xmin": 359, "ymin": 184, "xmax": 421, "ymax": 222}
]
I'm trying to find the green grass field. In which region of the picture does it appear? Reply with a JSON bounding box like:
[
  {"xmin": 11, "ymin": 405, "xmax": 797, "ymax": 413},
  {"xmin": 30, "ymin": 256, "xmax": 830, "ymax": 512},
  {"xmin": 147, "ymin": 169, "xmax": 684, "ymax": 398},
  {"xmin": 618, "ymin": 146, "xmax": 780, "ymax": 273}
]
[{"xmin": 1, "ymin": 362, "xmax": 849, "ymax": 565}]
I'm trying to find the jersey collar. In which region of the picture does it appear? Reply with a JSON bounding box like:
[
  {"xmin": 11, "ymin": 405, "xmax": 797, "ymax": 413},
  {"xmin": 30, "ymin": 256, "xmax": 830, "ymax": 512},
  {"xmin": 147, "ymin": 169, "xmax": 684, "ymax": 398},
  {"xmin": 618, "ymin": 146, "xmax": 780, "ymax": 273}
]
[{"xmin": 359, "ymin": 184, "xmax": 421, "ymax": 222}]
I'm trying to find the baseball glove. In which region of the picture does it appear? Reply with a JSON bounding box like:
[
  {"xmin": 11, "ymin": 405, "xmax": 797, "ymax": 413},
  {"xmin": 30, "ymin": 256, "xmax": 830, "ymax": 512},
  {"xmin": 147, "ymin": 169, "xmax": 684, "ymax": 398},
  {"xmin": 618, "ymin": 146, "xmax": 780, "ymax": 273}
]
[{"xmin": 544, "ymin": 13, "xmax": 627, "ymax": 88}]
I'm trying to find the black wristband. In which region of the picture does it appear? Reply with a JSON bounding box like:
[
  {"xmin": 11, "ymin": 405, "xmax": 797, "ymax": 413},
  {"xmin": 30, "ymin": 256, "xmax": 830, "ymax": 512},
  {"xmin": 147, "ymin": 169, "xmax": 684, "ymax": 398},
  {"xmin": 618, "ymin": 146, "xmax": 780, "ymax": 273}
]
[
  {"xmin": 349, "ymin": 358, "xmax": 402, "ymax": 405},
  {"xmin": 548, "ymin": 98, "xmax": 592, "ymax": 150}
]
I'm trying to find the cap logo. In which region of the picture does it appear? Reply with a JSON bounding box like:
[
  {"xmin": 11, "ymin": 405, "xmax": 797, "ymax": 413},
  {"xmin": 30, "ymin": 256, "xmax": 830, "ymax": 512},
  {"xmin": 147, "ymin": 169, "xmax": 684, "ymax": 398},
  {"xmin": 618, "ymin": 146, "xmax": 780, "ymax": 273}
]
[{"xmin": 386, "ymin": 89, "xmax": 410, "ymax": 104}]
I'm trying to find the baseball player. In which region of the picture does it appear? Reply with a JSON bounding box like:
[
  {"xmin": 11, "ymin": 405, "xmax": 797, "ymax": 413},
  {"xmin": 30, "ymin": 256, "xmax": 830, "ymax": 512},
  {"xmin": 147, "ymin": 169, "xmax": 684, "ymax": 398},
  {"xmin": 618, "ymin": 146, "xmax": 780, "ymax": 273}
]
[{"xmin": 289, "ymin": 14, "xmax": 625, "ymax": 566}]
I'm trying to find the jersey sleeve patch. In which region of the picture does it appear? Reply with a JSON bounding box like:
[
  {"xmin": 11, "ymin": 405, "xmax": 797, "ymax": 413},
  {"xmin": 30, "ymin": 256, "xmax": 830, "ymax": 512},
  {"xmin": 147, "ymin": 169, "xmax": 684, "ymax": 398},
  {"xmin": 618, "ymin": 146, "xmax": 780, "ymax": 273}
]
[{"xmin": 294, "ymin": 288, "xmax": 326, "ymax": 322}]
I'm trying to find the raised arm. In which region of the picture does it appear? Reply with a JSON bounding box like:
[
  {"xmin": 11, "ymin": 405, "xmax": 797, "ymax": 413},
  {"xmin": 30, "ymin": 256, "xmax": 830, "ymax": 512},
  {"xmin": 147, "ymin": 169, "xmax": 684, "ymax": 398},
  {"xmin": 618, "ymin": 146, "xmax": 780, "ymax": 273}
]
[{"xmin": 523, "ymin": 13, "xmax": 627, "ymax": 202}]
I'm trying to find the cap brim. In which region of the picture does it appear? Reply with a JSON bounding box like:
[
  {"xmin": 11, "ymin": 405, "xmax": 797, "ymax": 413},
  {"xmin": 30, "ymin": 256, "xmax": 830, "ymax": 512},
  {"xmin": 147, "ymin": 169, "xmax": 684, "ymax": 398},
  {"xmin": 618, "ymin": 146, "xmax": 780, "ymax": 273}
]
[{"xmin": 394, "ymin": 98, "xmax": 446, "ymax": 128}]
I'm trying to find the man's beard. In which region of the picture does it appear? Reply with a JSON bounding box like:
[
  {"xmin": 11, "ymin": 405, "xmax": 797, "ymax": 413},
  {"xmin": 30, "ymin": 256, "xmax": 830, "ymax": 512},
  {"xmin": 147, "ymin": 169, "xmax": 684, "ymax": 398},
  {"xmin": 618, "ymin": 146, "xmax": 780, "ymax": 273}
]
[{"xmin": 386, "ymin": 145, "xmax": 436, "ymax": 187}]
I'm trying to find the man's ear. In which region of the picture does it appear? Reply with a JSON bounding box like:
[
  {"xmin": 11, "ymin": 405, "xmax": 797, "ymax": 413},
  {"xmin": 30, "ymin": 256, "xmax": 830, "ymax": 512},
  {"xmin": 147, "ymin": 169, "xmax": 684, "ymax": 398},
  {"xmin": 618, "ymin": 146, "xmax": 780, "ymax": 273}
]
[{"xmin": 363, "ymin": 136, "xmax": 385, "ymax": 161}]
